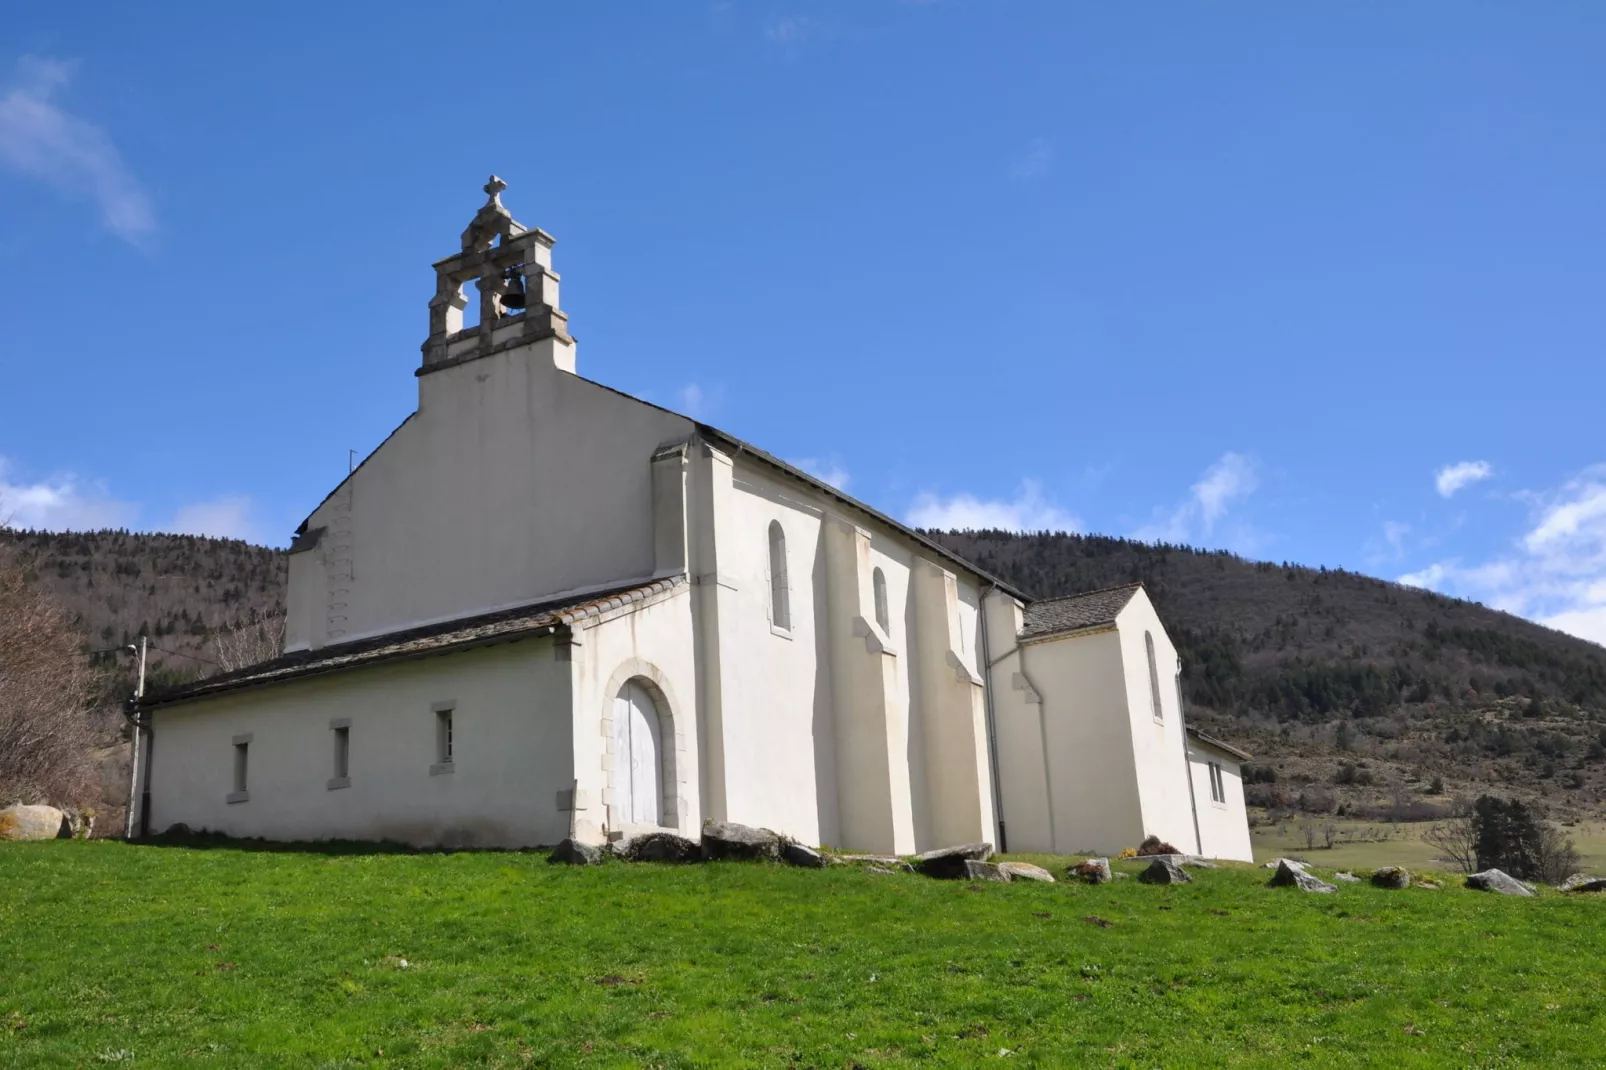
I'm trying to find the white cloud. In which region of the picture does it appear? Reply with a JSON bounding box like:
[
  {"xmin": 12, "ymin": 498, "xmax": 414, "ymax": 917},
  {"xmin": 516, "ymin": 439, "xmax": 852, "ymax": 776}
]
[
  {"xmin": 906, "ymin": 479, "xmax": 1078, "ymax": 533},
  {"xmin": 1135, "ymin": 452, "xmax": 1259, "ymax": 545},
  {"xmin": 1434, "ymin": 460, "xmax": 1492, "ymax": 498},
  {"xmin": 792, "ymin": 458, "xmax": 850, "ymax": 491},
  {"xmin": 169, "ymin": 495, "xmax": 263, "ymax": 543},
  {"xmin": 0, "ymin": 460, "xmax": 137, "ymax": 530},
  {"xmin": 674, "ymin": 383, "xmax": 723, "ymax": 420},
  {"xmin": 0, "ymin": 56, "xmax": 154, "ymax": 242},
  {"xmin": 1009, "ymin": 136, "xmax": 1053, "ymax": 181},
  {"xmin": 1396, "ymin": 465, "xmax": 1606, "ymax": 647},
  {"xmin": 765, "ymin": 15, "xmax": 811, "ymax": 44}
]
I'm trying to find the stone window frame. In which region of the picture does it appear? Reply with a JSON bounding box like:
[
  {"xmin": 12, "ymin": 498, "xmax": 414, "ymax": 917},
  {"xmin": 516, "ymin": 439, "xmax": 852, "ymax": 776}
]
[
  {"xmin": 328, "ymin": 717, "xmax": 351, "ymax": 791},
  {"xmin": 1208, "ymin": 761, "xmax": 1227, "ymax": 807},
  {"xmin": 598, "ymin": 659, "xmax": 687, "ymax": 835},
  {"xmin": 767, "ymin": 520, "xmax": 792, "ymax": 635},
  {"xmin": 227, "ymin": 732, "xmax": 251, "ymax": 804},
  {"xmin": 430, "ymin": 701, "xmax": 456, "ymax": 775}
]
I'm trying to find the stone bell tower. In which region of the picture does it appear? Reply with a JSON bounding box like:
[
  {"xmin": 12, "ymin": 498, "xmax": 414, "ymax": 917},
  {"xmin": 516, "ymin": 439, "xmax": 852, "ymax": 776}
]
[{"xmin": 419, "ymin": 176, "xmax": 575, "ymax": 374}]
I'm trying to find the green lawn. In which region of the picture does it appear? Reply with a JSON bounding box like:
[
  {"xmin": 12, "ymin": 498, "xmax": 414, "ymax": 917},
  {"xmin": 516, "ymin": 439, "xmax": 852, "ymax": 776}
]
[{"xmin": 2, "ymin": 841, "xmax": 1604, "ymax": 1068}]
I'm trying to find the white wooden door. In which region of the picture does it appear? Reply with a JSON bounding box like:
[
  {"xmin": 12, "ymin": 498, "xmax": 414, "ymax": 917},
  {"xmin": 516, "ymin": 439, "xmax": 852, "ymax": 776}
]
[{"xmin": 613, "ymin": 682, "xmax": 662, "ymax": 827}]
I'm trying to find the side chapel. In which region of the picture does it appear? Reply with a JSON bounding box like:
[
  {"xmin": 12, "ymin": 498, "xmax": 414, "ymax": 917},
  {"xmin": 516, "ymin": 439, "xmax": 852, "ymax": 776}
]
[{"xmin": 141, "ymin": 180, "xmax": 1253, "ymax": 861}]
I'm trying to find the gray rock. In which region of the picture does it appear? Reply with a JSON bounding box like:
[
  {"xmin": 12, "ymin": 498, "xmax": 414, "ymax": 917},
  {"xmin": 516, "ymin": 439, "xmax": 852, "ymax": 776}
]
[
  {"xmin": 1466, "ymin": 869, "xmax": 1534, "ymax": 896},
  {"xmin": 781, "ymin": 842, "xmax": 826, "ymax": 868},
  {"xmin": 1333, "ymin": 871, "xmax": 1362, "ymax": 883},
  {"xmin": 866, "ymin": 865, "xmax": 897, "ymax": 875},
  {"xmin": 912, "ymin": 842, "xmax": 994, "ymax": 879},
  {"xmin": 1148, "ymin": 853, "xmax": 1217, "ymax": 869},
  {"xmin": 1559, "ymin": 873, "xmax": 1606, "ymax": 893},
  {"xmin": 1138, "ymin": 857, "xmax": 1191, "ymax": 885},
  {"xmin": 701, "ymin": 821, "xmax": 781, "ymax": 861},
  {"xmin": 1413, "ymin": 880, "xmax": 1442, "ymax": 890},
  {"xmin": 1268, "ymin": 858, "xmax": 1337, "ymax": 893},
  {"xmin": 1070, "ymin": 857, "xmax": 1112, "ymax": 884},
  {"xmin": 618, "ymin": 831, "xmax": 702, "ymax": 863},
  {"xmin": 0, "ymin": 804, "xmax": 70, "ymax": 841},
  {"xmin": 1262, "ymin": 857, "xmax": 1308, "ymax": 872},
  {"xmin": 548, "ymin": 838, "xmax": 603, "ymax": 865},
  {"xmin": 834, "ymin": 854, "xmax": 902, "ymax": 866},
  {"xmin": 963, "ymin": 860, "xmax": 1011, "ymax": 882},
  {"xmin": 998, "ymin": 861, "xmax": 1055, "ymax": 883},
  {"xmin": 1371, "ymin": 866, "xmax": 1411, "ymax": 890}
]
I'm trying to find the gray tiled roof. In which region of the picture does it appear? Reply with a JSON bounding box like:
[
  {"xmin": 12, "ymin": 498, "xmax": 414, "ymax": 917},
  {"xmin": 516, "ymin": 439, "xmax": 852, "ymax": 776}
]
[
  {"xmin": 1019, "ymin": 583, "xmax": 1142, "ymax": 640},
  {"xmin": 145, "ymin": 576, "xmax": 684, "ymax": 708},
  {"xmin": 1187, "ymin": 726, "xmax": 1253, "ymax": 763}
]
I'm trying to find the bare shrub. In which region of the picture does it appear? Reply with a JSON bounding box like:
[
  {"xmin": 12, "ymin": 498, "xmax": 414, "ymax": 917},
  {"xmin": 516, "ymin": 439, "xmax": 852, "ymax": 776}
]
[
  {"xmin": 1423, "ymin": 811, "xmax": 1478, "ymax": 873},
  {"xmin": 0, "ymin": 545, "xmax": 102, "ymax": 806},
  {"xmin": 209, "ymin": 611, "xmax": 287, "ymax": 674},
  {"xmin": 1534, "ymin": 824, "xmax": 1581, "ymax": 886}
]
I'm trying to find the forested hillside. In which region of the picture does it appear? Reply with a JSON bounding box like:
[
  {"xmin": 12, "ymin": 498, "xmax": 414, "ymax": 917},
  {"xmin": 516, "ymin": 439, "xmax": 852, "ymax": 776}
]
[
  {"xmin": 932, "ymin": 530, "xmax": 1606, "ymax": 819},
  {"xmin": 6, "ymin": 526, "xmax": 1605, "ymax": 818}
]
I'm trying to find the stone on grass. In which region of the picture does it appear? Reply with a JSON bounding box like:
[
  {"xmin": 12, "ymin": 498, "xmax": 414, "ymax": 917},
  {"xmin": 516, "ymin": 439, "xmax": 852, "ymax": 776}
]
[
  {"xmin": 1070, "ymin": 857, "xmax": 1112, "ymax": 884},
  {"xmin": 1371, "ymin": 866, "xmax": 1411, "ymax": 890},
  {"xmin": 781, "ymin": 842, "xmax": 826, "ymax": 868},
  {"xmin": 866, "ymin": 865, "xmax": 897, "ymax": 875},
  {"xmin": 912, "ymin": 842, "xmax": 994, "ymax": 879},
  {"xmin": 0, "ymin": 804, "xmax": 70, "ymax": 841},
  {"xmin": 1262, "ymin": 857, "xmax": 1309, "ymax": 872},
  {"xmin": 700, "ymin": 821, "xmax": 781, "ymax": 862},
  {"xmin": 1465, "ymin": 869, "xmax": 1534, "ymax": 896},
  {"xmin": 998, "ymin": 861, "xmax": 1055, "ymax": 883},
  {"xmin": 963, "ymin": 860, "xmax": 1011, "ymax": 882},
  {"xmin": 1413, "ymin": 880, "xmax": 1442, "ymax": 890},
  {"xmin": 1559, "ymin": 873, "xmax": 1606, "ymax": 893},
  {"xmin": 1268, "ymin": 858, "xmax": 1337, "ymax": 893},
  {"xmin": 1138, "ymin": 857, "xmax": 1191, "ymax": 885},
  {"xmin": 617, "ymin": 831, "xmax": 701, "ymax": 863},
  {"xmin": 548, "ymin": 838, "xmax": 603, "ymax": 865},
  {"xmin": 1137, "ymin": 835, "xmax": 1180, "ymax": 856},
  {"xmin": 1333, "ymin": 871, "xmax": 1361, "ymax": 883}
]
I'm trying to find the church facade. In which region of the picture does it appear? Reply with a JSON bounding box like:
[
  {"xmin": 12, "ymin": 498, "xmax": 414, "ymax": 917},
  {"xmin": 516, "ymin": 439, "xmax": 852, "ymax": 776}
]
[{"xmin": 140, "ymin": 180, "xmax": 1253, "ymax": 861}]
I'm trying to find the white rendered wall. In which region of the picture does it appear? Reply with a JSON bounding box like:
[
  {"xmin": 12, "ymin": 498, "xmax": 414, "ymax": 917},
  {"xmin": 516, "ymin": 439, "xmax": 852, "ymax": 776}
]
[
  {"xmin": 147, "ymin": 639, "xmax": 574, "ymax": 847},
  {"xmin": 1188, "ymin": 751, "xmax": 1254, "ymax": 861},
  {"xmin": 288, "ymin": 344, "xmax": 695, "ymax": 650},
  {"xmin": 569, "ymin": 586, "xmax": 702, "ymax": 844},
  {"xmin": 1113, "ymin": 593, "xmax": 1200, "ymax": 853}
]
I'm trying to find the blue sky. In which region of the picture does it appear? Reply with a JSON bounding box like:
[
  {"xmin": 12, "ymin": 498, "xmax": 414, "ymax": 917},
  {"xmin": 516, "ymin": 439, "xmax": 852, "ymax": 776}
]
[{"xmin": 2, "ymin": 4, "xmax": 1603, "ymax": 645}]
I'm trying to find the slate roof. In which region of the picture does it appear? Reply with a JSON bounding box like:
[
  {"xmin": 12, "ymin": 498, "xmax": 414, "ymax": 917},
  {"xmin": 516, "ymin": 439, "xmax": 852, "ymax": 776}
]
[
  {"xmin": 144, "ymin": 576, "xmax": 685, "ymax": 708},
  {"xmin": 1019, "ymin": 583, "xmax": 1142, "ymax": 640},
  {"xmin": 1187, "ymin": 727, "xmax": 1254, "ymax": 763}
]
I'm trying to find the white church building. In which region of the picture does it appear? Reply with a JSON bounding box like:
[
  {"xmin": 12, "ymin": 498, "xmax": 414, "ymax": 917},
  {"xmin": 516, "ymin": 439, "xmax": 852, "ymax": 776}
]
[{"xmin": 140, "ymin": 180, "xmax": 1253, "ymax": 862}]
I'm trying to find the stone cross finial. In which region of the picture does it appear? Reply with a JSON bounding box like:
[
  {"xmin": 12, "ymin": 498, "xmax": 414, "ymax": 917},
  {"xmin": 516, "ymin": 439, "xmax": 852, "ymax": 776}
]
[{"xmin": 483, "ymin": 175, "xmax": 507, "ymax": 205}]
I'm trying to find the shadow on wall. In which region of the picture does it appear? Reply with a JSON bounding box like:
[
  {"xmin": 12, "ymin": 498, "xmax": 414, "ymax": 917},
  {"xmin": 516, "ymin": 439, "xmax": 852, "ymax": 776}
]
[{"xmin": 136, "ymin": 825, "xmax": 543, "ymax": 856}]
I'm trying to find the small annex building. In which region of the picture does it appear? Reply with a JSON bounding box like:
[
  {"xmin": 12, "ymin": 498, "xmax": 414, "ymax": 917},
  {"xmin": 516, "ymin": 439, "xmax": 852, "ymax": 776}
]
[{"xmin": 138, "ymin": 179, "xmax": 1253, "ymax": 861}]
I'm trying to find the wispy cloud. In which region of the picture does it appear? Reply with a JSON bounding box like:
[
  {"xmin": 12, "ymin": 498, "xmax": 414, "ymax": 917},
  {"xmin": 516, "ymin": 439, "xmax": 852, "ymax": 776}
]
[
  {"xmin": 1398, "ymin": 465, "xmax": 1606, "ymax": 646},
  {"xmin": 1008, "ymin": 136, "xmax": 1053, "ymax": 181},
  {"xmin": 1434, "ymin": 460, "xmax": 1492, "ymax": 498},
  {"xmin": 906, "ymin": 479, "xmax": 1079, "ymax": 533},
  {"xmin": 0, "ymin": 56, "xmax": 154, "ymax": 242},
  {"xmin": 792, "ymin": 458, "xmax": 850, "ymax": 491},
  {"xmin": 1, "ymin": 457, "xmax": 268, "ymax": 543},
  {"xmin": 1135, "ymin": 452, "xmax": 1259, "ymax": 545},
  {"xmin": 674, "ymin": 383, "xmax": 724, "ymax": 420},
  {"xmin": 169, "ymin": 495, "xmax": 265, "ymax": 543}
]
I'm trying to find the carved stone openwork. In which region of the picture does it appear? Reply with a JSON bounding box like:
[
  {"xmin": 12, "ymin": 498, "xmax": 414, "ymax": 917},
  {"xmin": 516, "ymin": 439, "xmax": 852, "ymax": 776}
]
[{"xmin": 421, "ymin": 176, "xmax": 572, "ymax": 369}]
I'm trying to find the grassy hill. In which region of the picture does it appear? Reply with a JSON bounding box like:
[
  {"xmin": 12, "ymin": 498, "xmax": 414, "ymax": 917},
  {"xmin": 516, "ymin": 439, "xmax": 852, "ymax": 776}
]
[
  {"xmin": 3, "ymin": 841, "xmax": 1604, "ymax": 1067},
  {"xmin": 6, "ymin": 526, "xmax": 1606, "ymax": 818}
]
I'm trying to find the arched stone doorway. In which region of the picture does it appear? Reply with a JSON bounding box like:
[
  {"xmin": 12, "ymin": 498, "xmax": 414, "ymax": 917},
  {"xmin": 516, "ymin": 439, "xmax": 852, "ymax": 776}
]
[{"xmin": 612, "ymin": 680, "xmax": 664, "ymax": 827}]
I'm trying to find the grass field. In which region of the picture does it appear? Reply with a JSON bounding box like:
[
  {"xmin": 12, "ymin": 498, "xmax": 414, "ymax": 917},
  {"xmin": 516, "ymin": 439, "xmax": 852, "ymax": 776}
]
[
  {"xmin": 2, "ymin": 841, "xmax": 1604, "ymax": 1068},
  {"xmin": 1249, "ymin": 817, "xmax": 1606, "ymax": 872}
]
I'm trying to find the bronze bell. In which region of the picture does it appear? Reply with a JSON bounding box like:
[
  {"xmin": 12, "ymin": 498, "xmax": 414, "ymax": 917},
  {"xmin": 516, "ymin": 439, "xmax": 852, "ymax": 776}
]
[{"xmin": 501, "ymin": 268, "xmax": 526, "ymax": 310}]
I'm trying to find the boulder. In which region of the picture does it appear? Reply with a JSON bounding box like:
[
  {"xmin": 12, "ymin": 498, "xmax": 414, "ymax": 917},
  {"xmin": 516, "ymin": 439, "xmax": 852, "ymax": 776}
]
[
  {"xmin": 1465, "ymin": 869, "xmax": 1534, "ymax": 896},
  {"xmin": 1070, "ymin": 857, "xmax": 1112, "ymax": 884},
  {"xmin": 781, "ymin": 842, "xmax": 826, "ymax": 868},
  {"xmin": 912, "ymin": 842, "xmax": 994, "ymax": 879},
  {"xmin": 1559, "ymin": 873, "xmax": 1606, "ymax": 894},
  {"xmin": 1268, "ymin": 858, "xmax": 1337, "ymax": 893},
  {"xmin": 700, "ymin": 821, "xmax": 781, "ymax": 862},
  {"xmin": 1138, "ymin": 858, "xmax": 1191, "ymax": 885},
  {"xmin": 998, "ymin": 861, "xmax": 1055, "ymax": 883},
  {"xmin": 617, "ymin": 832, "xmax": 701, "ymax": 863},
  {"xmin": 963, "ymin": 860, "xmax": 1011, "ymax": 882},
  {"xmin": 1262, "ymin": 857, "xmax": 1308, "ymax": 872},
  {"xmin": 0, "ymin": 804, "xmax": 70, "ymax": 841},
  {"xmin": 1333, "ymin": 871, "xmax": 1361, "ymax": 883},
  {"xmin": 1371, "ymin": 866, "xmax": 1411, "ymax": 890},
  {"xmin": 834, "ymin": 854, "xmax": 902, "ymax": 866},
  {"xmin": 548, "ymin": 838, "xmax": 603, "ymax": 865}
]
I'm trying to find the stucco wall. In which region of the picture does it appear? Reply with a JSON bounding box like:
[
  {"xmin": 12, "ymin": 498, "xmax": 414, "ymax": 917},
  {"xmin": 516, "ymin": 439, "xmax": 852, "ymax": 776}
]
[
  {"xmin": 1188, "ymin": 750, "xmax": 1254, "ymax": 861},
  {"xmin": 289, "ymin": 348, "xmax": 695, "ymax": 650},
  {"xmin": 1113, "ymin": 594, "xmax": 1200, "ymax": 853},
  {"xmin": 147, "ymin": 638, "xmax": 574, "ymax": 847}
]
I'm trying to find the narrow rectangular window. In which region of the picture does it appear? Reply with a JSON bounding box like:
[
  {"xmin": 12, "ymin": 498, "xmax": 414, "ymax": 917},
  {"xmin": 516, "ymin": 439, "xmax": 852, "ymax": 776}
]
[
  {"xmin": 1209, "ymin": 762, "xmax": 1225, "ymax": 804},
  {"xmin": 233, "ymin": 742, "xmax": 248, "ymax": 793},
  {"xmin": 333, "ymin": 726, "xmax": 350, "ymax": 779},
  {"xmin": 431, "ymin": 704, "xmax": 455, "ymax": 774}
]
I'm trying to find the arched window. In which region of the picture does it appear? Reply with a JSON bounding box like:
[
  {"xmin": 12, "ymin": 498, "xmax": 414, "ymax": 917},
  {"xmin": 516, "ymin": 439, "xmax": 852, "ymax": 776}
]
[
  {"xmin": 1145, "ymin": 631, "xmax": 1164, "ymax": 720},
  {"xmin": 872, "ymin": 567, "xmax": 889, "ymax": 633},
  {"xmin": 768, "ymin": 520, "xmax": 790, "ymax": 631},
  {"xmin": 612, "ymin": 680, "xmax": 664, "ymax": 826}
]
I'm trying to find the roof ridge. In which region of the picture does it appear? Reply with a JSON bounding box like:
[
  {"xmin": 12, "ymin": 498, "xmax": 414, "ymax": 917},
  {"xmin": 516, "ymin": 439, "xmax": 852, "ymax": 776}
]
[{"xmin": 1030, "ymin": 581, "xmax": 1143, "ymax": 606}]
